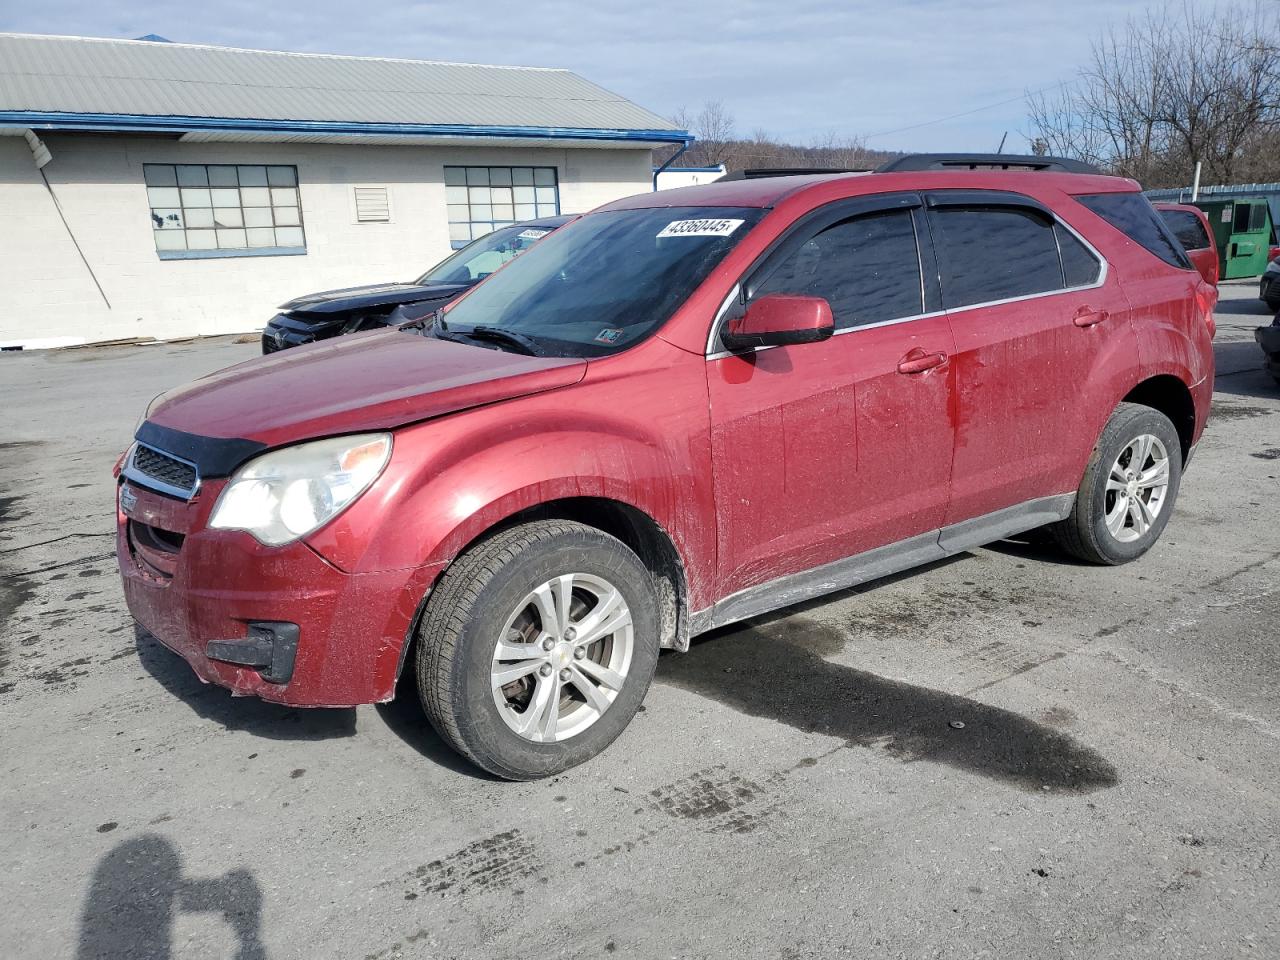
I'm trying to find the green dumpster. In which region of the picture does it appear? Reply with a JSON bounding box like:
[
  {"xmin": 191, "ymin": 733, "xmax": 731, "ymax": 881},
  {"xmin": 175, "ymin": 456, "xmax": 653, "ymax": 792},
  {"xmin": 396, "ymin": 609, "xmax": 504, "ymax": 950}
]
[{"xmin": 1194, "ymin": 197, "xmax": 1273, "ymax": 279}]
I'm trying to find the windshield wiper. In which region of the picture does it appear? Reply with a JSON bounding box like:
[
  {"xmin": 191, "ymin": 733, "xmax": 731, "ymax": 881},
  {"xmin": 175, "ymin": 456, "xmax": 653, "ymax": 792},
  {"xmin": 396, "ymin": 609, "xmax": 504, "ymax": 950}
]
[{"xmin": 463, "ymin": 325, "xmax": 543, "ymax": 356}]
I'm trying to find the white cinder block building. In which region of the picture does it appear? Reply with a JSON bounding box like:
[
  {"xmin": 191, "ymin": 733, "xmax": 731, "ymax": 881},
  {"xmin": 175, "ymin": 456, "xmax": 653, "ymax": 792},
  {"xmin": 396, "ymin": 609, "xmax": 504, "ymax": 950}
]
[{"xmin": 0, "ymin": 34, "xmax": 690, "ymax": 348}]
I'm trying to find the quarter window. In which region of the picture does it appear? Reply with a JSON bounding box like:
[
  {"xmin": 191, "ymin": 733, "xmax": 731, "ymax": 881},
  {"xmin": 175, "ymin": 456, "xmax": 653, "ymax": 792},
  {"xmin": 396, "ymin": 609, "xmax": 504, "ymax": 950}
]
[
  {"xmin": 444, "ymin": 166, "xmax": 559, "ymax": 249},
  {"xmin": 145, "ymin": 164, "xmax": 305, "ymax": 258},
  {"xmin": 752, "ymin": 210, "xmax": 923, "ymax": 329},
  {"xmin": 1076, "ymin": 193, "xmax": 1192, "ymax": 270},
  {"xmin": 932, "ymin": 207, "xmax": 1064, "ymax": 309}
]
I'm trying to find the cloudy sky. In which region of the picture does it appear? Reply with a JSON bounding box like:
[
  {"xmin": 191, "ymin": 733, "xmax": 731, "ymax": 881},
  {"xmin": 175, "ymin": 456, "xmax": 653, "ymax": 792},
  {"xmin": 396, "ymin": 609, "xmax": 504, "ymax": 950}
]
[{"xmin": 1, "ymin": 0, "xmax": 1212, "ymax": 151}]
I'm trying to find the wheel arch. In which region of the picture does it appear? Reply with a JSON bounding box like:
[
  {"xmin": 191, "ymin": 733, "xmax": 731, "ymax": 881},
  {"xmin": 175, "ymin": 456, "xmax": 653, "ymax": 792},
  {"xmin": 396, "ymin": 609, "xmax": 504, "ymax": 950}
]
[
  {"xmin": 399, "ymin": 494, "xmax": 692, "ymax": 689},
  {"xmin": 1121, "ymin": 374, "xmax": 1196, "ymax": 463},
  {"xmin": 482, "ymin": 496, "xmax": 690, "ymax": 652}
]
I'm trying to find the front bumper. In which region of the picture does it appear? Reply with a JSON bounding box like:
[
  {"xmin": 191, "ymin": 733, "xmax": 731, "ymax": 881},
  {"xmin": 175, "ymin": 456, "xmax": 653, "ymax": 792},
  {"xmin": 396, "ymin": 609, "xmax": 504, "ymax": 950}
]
[{"xmin": 117, "ymin": 480, "xmax": 440, "ymax": 707}]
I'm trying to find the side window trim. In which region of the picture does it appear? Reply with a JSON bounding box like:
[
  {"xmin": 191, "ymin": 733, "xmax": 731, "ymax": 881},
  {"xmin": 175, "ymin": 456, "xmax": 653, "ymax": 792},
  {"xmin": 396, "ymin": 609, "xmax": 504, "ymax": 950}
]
[
  {"xmin": 1051, "ymin": 222, "xmax": 1069, "ymax": 288},
  {"xmin": 912, "ymin": 206, "xmax": 944, "ymax": 315},
  {"xmin": 923, "ymin": 191, "xmax": 1109, "ymax": 316}
]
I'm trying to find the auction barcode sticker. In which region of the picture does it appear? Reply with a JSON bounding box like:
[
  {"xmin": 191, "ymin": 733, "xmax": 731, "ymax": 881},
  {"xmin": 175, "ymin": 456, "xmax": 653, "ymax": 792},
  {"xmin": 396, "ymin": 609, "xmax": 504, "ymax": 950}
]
[
  {"xmin": 517, "ymin": 228, "xmax": 550, "ymax": 240},
  {"xmin": 656, "ymin": 218, "xmax": 745, "ymax": 239}
]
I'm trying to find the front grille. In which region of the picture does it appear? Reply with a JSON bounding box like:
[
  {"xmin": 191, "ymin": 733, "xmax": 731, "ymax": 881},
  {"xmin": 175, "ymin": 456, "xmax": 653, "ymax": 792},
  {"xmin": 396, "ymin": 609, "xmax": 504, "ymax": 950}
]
[{"xmin": 131, "ymin": 444, "xmax": 198, "ymax": 497}]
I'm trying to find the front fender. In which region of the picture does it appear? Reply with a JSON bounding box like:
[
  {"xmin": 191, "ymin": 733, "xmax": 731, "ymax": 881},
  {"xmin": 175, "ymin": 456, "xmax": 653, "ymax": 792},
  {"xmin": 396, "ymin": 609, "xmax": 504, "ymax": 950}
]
[{"xmin": 304, "ymin": 353, "xmax": 716, "ymax": 607}]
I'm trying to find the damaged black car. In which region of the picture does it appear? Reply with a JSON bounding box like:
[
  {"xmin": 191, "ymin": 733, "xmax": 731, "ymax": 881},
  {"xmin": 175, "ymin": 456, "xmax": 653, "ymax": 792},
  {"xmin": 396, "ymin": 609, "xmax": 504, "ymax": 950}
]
[{"xmin": 261, "ymin": 214, "xmax": 574, "ymax": 353}]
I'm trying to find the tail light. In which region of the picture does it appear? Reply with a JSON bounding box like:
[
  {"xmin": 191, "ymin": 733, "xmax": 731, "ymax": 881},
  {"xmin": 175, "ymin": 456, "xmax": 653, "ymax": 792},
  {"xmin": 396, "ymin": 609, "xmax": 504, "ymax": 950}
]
[{"xmin": 1194, "ymin": 281, "xmax": 1217, "ymax": 339}]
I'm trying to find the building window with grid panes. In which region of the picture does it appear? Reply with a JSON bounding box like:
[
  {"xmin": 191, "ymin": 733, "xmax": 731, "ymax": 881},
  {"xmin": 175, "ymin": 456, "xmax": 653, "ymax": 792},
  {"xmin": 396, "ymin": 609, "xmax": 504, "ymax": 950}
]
[
  {"xmin": 444, "ymin": 166, "xmax": 559, "ymax": 248},
  {"xmin": 144, "ymin": 163, "xmax": 306, "ymax": 259}
]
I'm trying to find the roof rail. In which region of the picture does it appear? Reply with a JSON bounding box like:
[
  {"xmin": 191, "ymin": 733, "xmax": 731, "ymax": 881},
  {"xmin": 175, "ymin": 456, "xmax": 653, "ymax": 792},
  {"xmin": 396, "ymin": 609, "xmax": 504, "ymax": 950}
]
[
  {"xmin": 876, "ymin": 153, "xmax": 1100, "ymax": 175},
  {"xmin": 718, "ymin": 167, "xmax": 868, "ymax": 181}
]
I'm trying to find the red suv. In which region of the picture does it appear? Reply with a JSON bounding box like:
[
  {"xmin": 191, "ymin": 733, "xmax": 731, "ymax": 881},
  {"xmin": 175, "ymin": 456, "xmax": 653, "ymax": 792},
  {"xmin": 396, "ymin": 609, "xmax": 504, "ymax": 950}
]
[{"xmin": 116, "ymin": 155, "xmax": 1216, "ymax": 779}]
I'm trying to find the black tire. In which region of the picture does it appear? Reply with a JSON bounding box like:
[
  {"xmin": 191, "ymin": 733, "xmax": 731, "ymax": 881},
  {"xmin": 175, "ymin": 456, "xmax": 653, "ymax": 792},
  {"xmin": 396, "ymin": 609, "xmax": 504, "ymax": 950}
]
[
  {"xmin": 1053, "ymin": 403, "xmax": 1183, "ymax": 565},
  {"xmin": 415, "ymin": 520, "xmax": 660, "ymax": 780}
]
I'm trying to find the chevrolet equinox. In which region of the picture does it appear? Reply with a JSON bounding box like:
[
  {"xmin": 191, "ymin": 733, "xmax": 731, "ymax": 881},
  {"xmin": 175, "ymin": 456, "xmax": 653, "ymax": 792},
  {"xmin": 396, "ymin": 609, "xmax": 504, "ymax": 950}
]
[{"xmin": 116, "ymin": 155, "xmax": 1216, "ymax": 779}]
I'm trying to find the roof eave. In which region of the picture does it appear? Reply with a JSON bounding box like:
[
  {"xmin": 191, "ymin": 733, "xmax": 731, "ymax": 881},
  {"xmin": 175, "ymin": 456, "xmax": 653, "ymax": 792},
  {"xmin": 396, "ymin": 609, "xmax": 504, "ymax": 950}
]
[{"xmin": 0, "ymin": 110, "xmax": 692, "ymax": 145}]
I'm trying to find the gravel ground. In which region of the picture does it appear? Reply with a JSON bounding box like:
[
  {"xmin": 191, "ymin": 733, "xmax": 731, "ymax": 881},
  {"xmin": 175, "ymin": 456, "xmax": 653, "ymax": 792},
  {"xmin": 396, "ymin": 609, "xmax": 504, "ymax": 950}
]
[{"xmin": 2, "ymin": 281, "xmax": 1278, "ymax": 960}]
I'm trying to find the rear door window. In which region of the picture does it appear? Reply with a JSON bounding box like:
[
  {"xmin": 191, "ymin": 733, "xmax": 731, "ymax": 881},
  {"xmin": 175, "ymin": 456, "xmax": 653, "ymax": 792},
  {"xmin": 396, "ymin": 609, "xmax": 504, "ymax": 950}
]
[
  {"xmin": 1159, "ymin": 210, "xmax": 1210, "ymax": 252},
  {"xmin": 1076, "ymin": 193, "xmax": 1192, "ymax": 269},
  {"xmin": 930, "ymin": 207, "xmax": 1064, "ymax": 309},
  {"xmin": 752, "ymin": 209, "xmax": 923, "ymax": 329}
]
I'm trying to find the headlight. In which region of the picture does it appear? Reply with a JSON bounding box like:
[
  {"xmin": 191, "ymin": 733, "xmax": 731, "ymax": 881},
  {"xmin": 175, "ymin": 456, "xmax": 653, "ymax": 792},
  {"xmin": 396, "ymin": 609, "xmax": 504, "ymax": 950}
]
[{"xmin": 209, "ymin": 433, "xmax": 392, "ymax": 546}]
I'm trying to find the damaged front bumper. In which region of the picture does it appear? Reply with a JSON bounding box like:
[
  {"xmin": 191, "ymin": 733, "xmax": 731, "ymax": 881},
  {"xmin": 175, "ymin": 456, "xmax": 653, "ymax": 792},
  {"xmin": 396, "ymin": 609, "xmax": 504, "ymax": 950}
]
[{"xmin": 117, "ymin": 479, "xmax": 440, "ymax": 707}]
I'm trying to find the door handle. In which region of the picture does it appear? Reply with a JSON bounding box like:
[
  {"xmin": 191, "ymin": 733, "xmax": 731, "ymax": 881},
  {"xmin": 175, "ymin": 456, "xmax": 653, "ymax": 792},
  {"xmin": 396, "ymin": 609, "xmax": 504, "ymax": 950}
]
[
  {"xmin": 897, "ymin": 349, "xmax": 948, "ymax": 374},
  {"xmin": 1073, "ymin": 307, "xmax": 1108, "ymax": 328}
]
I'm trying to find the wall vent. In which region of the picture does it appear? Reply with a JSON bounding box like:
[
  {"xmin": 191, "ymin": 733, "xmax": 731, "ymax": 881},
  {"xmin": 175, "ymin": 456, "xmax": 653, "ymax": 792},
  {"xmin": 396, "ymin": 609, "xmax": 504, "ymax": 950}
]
[{"xmin": 354, "ymin": 186, "xmax": 391, "ymax": 222}]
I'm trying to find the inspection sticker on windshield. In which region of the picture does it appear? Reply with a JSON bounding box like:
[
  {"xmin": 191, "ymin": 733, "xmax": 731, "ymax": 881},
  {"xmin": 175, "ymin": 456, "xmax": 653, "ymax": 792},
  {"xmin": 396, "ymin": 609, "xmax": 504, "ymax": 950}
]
[
  {"xmin": 594, "ymin": 328, "xmax": 624, "ymax": 344},
  {"xmin": 656, "ymin": 218, "xmax": 745, "ymax": 239},
  {"xmin": 517, "ymin": 228, "xmax": 550, "ymax": 240}
]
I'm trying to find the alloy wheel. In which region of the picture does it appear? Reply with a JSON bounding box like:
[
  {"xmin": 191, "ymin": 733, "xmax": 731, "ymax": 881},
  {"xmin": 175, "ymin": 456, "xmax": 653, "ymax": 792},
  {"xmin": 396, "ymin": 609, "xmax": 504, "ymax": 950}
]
[
  {"xmin": 491, "ymin": 573, "xmax": 634, "ymax": 743},
  {"xmin": 1104, "ymin": 433, "xmax": 1171, "ymax": 543}
]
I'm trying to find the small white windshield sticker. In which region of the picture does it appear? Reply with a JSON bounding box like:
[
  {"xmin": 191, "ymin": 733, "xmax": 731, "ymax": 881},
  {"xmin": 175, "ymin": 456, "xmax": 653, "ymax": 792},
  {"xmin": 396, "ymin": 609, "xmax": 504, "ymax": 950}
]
[
  {"xmin": 656, "ymin": 218, "xmax": 745, "ymax": 239},
  {"xmin": 517, "ymin": 228, "xmax": 550, "ymax": 240}
]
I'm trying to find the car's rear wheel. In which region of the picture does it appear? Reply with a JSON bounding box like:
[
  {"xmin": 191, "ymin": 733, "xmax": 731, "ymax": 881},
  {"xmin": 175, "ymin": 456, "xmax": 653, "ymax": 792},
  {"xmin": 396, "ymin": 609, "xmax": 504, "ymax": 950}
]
[
  {"xmin": 415, "ymin": 520, "xmax": 660, "ymax": 780},
  {"xmin": 1053, "ymin": 403, "xmax": 1182, "ymax": 565}
]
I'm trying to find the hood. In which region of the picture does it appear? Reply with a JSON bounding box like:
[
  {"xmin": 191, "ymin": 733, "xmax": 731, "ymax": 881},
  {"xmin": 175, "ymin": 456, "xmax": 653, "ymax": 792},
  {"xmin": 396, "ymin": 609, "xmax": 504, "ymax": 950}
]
[
  {"xmin": 280, "ymin": 281, "xmax": 472, "ymax": 314},
  {"xmin": 146, "ymin": 330, "xmax": 587, "ymax": 452}
]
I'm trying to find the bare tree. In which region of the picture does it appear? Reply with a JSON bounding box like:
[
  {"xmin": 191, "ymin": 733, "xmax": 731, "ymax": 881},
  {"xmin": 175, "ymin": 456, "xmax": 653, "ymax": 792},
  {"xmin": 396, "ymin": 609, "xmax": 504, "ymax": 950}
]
[
  {"xmin": 659, "ymin": 101, "xmax": 891, "ymax": 173},
  {"xmin": 1026, "ymin": 2, "xmax": 1280, "ymax": 187}
]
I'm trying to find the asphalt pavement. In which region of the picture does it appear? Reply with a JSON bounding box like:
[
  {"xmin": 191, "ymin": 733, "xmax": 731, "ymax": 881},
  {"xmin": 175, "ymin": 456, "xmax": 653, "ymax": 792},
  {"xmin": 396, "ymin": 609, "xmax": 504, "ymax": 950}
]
[{"xmin": 1, "ymin": 281, "xmax": 1277, "ymax": 959}]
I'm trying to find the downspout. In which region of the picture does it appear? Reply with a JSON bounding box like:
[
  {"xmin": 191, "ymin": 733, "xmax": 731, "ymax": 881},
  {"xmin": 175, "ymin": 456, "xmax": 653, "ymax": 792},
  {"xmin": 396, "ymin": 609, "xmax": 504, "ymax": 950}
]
[
  {"xmin": 652, "ymin": 138, "xmax": 693, "ymax": 191},
  {"xmin": 24, "ymin": 130, "xmax": 112, "ymax": 309}
]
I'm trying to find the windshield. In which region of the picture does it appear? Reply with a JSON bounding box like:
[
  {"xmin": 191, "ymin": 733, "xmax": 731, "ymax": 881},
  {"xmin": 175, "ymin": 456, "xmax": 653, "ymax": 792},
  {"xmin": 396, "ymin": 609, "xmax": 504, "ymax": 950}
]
[
  {"xmin": 439, "ymin": 206, "xmax": 765, "ymax": 357},
  {"xmin": 416, "ymin": 223, "xmax": 557, "ymax": 285}
]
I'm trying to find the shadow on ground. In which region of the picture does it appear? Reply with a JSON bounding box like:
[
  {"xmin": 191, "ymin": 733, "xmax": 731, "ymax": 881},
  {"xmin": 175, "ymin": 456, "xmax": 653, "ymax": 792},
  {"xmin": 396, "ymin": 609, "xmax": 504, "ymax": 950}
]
[
  {"xmin": 77, "ymin": 834, "xmax": 268, "ymax": 960},
  {"xmin": 135, "ymin": 626, "xmax": 356, "ymax": 741},
  {"xmin": 659, "ymin": 615, "xmax": 1118, "ymax": 793},
  {"xmin": 374, "ymin": 665, "xmax": 500, "ymax": 780}
]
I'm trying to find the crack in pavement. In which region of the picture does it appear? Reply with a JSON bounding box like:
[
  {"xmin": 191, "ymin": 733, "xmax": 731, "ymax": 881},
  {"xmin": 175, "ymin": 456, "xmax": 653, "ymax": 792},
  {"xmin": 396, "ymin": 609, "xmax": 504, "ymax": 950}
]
[
  {"xmin": 0, "ymin": 553, "xmax": 116, "ymax": 580},
  {"xmin": 0, "ymin": 532, "xmax": 114, "ymax": 555}
]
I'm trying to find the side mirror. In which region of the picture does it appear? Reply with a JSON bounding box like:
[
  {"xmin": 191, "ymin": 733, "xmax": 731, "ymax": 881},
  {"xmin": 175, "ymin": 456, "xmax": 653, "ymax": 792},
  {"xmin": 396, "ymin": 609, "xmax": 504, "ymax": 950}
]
[{"xmin": 720, "ymin": 293, "xmax": 834, "ymax": 352}]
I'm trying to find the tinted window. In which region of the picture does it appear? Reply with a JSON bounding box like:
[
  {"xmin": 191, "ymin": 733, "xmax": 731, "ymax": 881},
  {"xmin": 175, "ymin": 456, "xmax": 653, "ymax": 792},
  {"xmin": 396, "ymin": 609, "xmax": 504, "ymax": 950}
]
[
  {"xmin": 1159, "ymin": 210, "xmax": 1210, "ymax": 252},
  {"xmin": 440, "ymin": 206, "xmax": 765, "ymax": 357},
  {"xmin": 932, "ymin": 207, "xmax": 1063, "ymax": 308},
  {"xmin": 1076, "ymin": 193, "xmax": 1192, "ymax": 269},
  {"xmin": 752, "ymin": 210, "xmax": 922, "ymax": 329},
  {"xmin": 1056, "ymin": 224, "xmax": 1103, "ymax": 286}
]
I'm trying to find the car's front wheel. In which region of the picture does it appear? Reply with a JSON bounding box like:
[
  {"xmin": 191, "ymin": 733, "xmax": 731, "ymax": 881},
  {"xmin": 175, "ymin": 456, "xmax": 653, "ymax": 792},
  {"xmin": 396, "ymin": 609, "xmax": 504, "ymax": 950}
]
[
  {"xmin": 1053, "ymin": 402, "xmax": 1183, "ymax": 565},
  {"xmin": 415, "ymin": 520, "xmax": 660, "ymax": 779}
]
